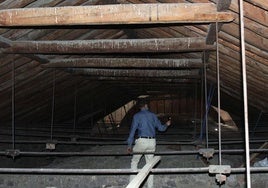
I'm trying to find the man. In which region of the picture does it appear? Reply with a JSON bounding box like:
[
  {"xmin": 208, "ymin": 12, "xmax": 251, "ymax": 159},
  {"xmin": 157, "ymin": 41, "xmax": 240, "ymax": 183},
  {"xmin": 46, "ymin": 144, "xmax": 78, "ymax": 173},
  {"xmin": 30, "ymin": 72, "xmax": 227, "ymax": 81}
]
[{"xmin": 127, "ymin": 98, "xmax": 171, "ymax": 188}]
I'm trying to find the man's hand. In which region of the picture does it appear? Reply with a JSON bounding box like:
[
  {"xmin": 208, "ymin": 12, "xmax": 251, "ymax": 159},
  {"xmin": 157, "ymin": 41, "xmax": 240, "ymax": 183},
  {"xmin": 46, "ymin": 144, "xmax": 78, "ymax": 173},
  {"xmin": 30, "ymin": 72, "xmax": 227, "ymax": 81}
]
[
  {"xmin": 127, "ymin": 147, "xmax": 132, "ymax": 154},
  {"xmin": 166, "ymin": 117, "xmax": 171, "ymax": 126}
]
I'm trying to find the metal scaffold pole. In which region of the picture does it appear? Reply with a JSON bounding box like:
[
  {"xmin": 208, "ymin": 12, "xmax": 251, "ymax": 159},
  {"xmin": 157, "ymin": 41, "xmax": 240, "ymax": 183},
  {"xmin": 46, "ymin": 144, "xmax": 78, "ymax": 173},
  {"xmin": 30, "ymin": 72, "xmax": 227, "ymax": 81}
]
[
  {"xmin": 12, "ymin": 60, "xmax": 15, "ymax": 150},
  {"xmin": 50, "ymin": 70, "xmax": 56, "ymax": 141},
  {"xmin": 0, "ymin": 167, "xmax": 267, "ymax": 175},
  {"xmin": 1, "ymin": 148, "xmax": 268, "ymax": 157},
  {"xmin": 239, "ymin": 0, "xmax": 251, "ymax": 187}
]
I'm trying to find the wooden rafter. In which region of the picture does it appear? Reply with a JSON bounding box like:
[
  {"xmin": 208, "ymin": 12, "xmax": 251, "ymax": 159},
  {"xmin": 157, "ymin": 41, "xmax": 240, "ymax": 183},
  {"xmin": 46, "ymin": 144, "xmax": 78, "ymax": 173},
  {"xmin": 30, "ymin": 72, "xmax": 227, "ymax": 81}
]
[
  {"xmin": 42, "ymin": 58, "xmax": 202, "ymax": 69},
  {"xmin": 0, "ymin": 36, "xmax": 49, "ymax": 63},
  {"xmin": 67, "ymin": 68, "xmax": 200, "ymax": 78},
  {"xmin": 84, "ymin": 77, "xmax": 199, "ymax": 83},
  {"xmin": 0, "ymin": 3, "xmax": 234, "ymax": 26},
  {"xmin": 4, "ymin": 37, "xmax": 215, "ymax": 54}
]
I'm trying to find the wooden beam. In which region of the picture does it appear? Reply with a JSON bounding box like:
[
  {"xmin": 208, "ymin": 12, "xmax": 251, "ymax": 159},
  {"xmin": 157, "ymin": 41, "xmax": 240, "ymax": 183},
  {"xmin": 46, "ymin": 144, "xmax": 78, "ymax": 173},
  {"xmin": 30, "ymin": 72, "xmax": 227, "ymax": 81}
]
[
  {"xmin": 67, "ymin": 68, "xmax": 200, "ymax": 78},
  {"xmin": 0, "ymin": 36, "xmax": 49, "ymax": 63},
  {"xmin": 85, "ymin": 77, "xmax": 199, "ymax": 83},
  {"xmin": 5, "ymin": 37, "xmax": 215, "ymax": 54},
  {"xmin": 42, "ymin": 58, "xmax": 202, "ymax": 69},
  {"xmin": 206, "ymin": 0, "xmax": 232, "ymax": 44},
  {"xmin": 204, "ymin": 0, "xmax": 232, "ymax": 62},
  {"xmin": 126, "ymin": 156, "xmax": 161, "ymax": 188},
  {"xmin": 0, "ymin": 3, "xmax": 235, "ymax": 26}
]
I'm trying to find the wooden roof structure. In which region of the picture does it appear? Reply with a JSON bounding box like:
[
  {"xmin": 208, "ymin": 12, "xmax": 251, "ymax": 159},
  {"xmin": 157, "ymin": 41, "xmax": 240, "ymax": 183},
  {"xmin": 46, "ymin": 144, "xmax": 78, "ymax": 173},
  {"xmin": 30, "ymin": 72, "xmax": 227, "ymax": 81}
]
[{"xmin": 0, "ymin": 0, "xmax": 267, "ymax": 126}]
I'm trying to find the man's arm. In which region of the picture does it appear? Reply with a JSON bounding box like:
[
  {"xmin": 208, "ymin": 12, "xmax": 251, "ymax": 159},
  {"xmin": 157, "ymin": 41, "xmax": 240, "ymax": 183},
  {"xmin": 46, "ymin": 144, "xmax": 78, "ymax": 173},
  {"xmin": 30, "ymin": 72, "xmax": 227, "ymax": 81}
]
[{"xmin": 154, "ymin": 114, "xmax": 171, "ymax": 131}]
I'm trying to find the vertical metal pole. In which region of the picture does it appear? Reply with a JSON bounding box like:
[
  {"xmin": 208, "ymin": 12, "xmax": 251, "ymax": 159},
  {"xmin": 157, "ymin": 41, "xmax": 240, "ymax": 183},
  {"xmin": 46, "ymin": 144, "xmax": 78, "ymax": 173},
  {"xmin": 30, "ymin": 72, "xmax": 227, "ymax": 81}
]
[
  {"xmin": 193, "ymin": 82, "xmax": 198, "ymax": 139},
  {"xmin": 200, "ymin": 63, "xmax": 204, "ymax": 141},
  {"xmin": 50, "ymin": 70, "xmax": 56, "ymax": 141},
  {"xmin": 12, "ymin": 60, "xmax": 15, "ymax": 150},
  {"xmin": 216, "ymin": 22, "xmax": 222, "ymax": 165},
  {"xmin": 239, "ymin": 0, "xmax": 251, "ymax": 186},
  {"xmin": 73, "ymin": 84, "xmax": 77, "ymax": 135},
  {"xmin": 204, "ymin": 54, "xmax": 208, "ymax": 149},
  {"xmin": 90, "ymin": 102, "xmax": 94, "ymax": 135}
]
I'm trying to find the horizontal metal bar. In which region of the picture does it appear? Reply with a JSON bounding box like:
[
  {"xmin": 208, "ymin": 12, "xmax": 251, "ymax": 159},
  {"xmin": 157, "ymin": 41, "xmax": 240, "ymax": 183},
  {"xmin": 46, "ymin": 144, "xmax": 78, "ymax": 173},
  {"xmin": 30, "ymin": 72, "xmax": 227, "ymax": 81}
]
[
  {"xmin": 0, "ymin": 139, "xmax": 267, "ymax": 146},
  {"xmin": 0, "ymin": 167, "xmax": 267, "ymax": 175},
  {"xmin": 1, "ymin": 129, "xmax": 268, "ymax": 143},
  {"xmin": 1, "ymin": 149, "xmax": 268, "ymax": 157}
]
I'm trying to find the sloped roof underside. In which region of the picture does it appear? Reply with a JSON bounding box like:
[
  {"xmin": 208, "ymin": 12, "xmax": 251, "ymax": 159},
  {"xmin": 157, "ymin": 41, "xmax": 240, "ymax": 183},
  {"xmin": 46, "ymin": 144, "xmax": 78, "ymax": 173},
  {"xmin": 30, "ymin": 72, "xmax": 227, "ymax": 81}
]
[{"xmin": 0, "ymin": 0, "xmax": 267, "ymax": 125}]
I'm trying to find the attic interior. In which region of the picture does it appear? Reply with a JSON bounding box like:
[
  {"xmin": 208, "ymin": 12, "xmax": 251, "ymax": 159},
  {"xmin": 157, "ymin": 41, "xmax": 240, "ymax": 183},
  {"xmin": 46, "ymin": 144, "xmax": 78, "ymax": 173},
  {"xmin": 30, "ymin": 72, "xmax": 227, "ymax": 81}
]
[{"xmin": 0, "ymin": 0, "xmax": 267, "ymax": 187}]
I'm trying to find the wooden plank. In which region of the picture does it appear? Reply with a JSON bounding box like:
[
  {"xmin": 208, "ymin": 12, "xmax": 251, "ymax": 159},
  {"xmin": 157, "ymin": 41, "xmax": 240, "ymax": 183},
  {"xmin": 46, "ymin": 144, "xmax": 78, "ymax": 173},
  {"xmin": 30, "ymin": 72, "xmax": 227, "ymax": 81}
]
[
  {"xmin": 207, "ymin": 75, "xmax": 268, "ymax": 112},
  {"xmin": 230, "ymin": 0, "xmax": 268, "ymax": 27},
  {"xmin": 0, "ymin": 0, "xmax": 36, "ymax": 9},
  {"xmin": 218, "ymin": 39, "xmax": 268, "ymax": 73},
  {"xmin": 0, "ymin": 3, "xmax": 235, "ymax": 26},
  {"xmin": 5, "ymin": 37, "xmax": 215, "ymax": 54},
  {"xmin": 84, "ymin": 77, "xmax": 199, "ymax": 83},
  {"xmin": 244, "ymin": 0, "xmax": 268, "ymax": 11},
  {"xmin": 42, "ymin": 58, "xmax": 202, "ymax": 69},
  {"xmin": 208, "ymin": 61, "xmax": 268, "ymax": 107},
  {"xmin": 68, "ymin": 68, "xmax": 200, "ymax": 78},
  {"xmin": 126, "ymin": 156, "xmax": 161, "ymax": 188}
]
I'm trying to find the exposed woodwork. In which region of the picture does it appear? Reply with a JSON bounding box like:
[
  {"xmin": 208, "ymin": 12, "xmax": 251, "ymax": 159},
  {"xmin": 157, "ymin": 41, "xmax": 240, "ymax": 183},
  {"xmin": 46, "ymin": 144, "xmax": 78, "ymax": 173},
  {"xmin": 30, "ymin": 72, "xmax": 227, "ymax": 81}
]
[
  {"xmin": 204, "ymin": 0, "xmax": 232, "ymax": 62},
  {"xmin": 0, "ymin": 36, "xmax": 10, "ymax": 47},
  {"xmin": 206, "ymin": 0, "xmax": 232, "ymax": 44},
  {"xmin": 0, "ymin": 0, "xmax": 36, "ymax": 9},
  {"xmin": 209, "ymin": 53, "xmax": 267, "ymax": 91},
  {"xmin": 218, "ymin": 40, "xmax": 268, "ymax": 74},
  {"xmin": 233, "ymin": 16, "xmax": 268, "ymax": 39},
  {"xmin": 16, "ymin": 81, "xmax": 112, "ymax": 123},
  {"xmin": 229, "ymin": 0, "xmax": 268, "ymax": 27},
  {"xmin": 244, "ymin": 0, "xmax": 268, "ymax": 11},
  {"xmin": 0, "ymin": 3, "xmax": 235, "ymax": 26},
  {"xmin": 0, "ymin": 36, "xmax": 49, "ymax": 63},
  {"xmin": 207, "ymin": 75, "xmax": 267, "ymax": 112},
  {"xmin": 65, "ymin": 68, "xmax": 199, "ymax": 78},
  {"xmin": 0, "ymin": 0, "xmax": 267, "ymax": 127},
  {"xmin": 127, "ymin": 156, "xmax": 161, "ymax": 188},
  {"xmin": 208, "ymin": 61, "xmax": 268, "ymax": 111},
  {"xmin": 84, "ymin": 77, "xmax": 199, "ymax": 83},
  {"xmin": 42, "ymin": 58, "xmax": 202, "ymax": 69},
  {"xmin": 220, "ymin": 32, "xmax": 268, "ymax": 65},
  {"xmin": 68, "ymin": 68, "xmax": 200, "ymax": 78},
  {"xmin": 221, "ymin": 22, "xmax": 268, "ymax": 52},
  {"xmin": 4, "ymin": 37, "xmax": 215, "ymax": 54}
]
